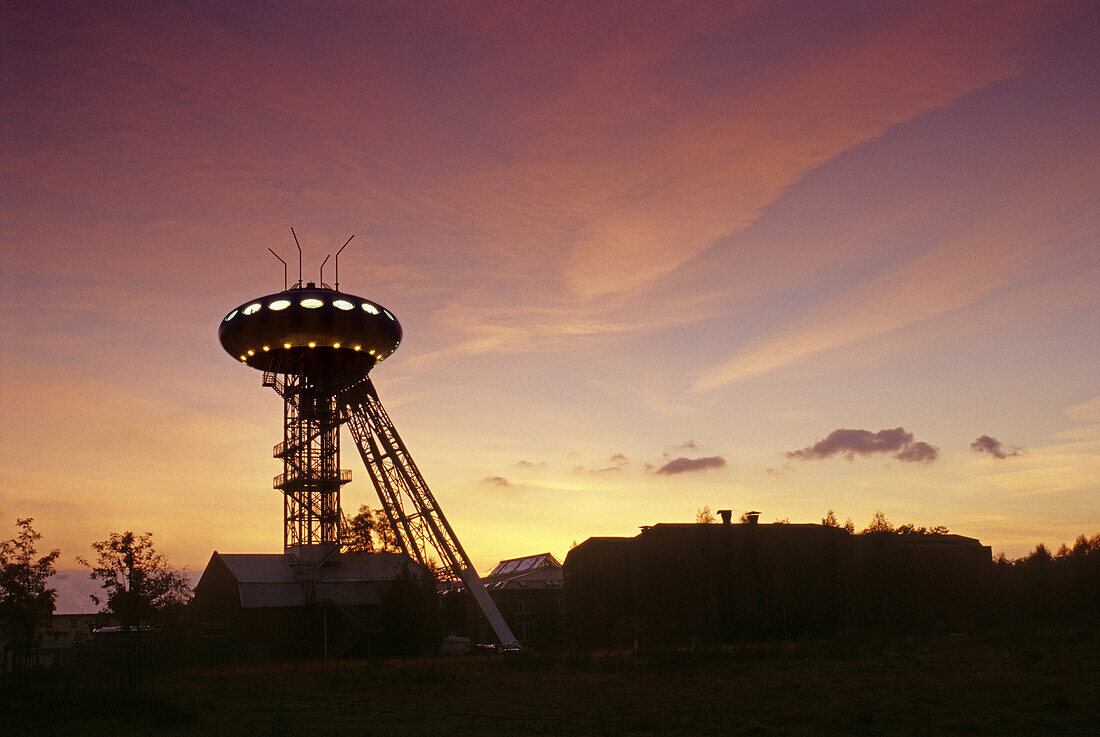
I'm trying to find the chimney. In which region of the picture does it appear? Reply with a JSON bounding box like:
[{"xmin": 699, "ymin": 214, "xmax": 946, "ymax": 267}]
[
  {"xmin": 718, "ymin": 509, "xmax": 732, "ymax": 525},
  {"xmin": 745, "ymin": 511, "xmax": 761, "ymax": 525}
]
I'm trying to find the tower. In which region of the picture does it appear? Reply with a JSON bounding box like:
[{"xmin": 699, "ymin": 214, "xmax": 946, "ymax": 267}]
[{"xmin": 219, "ymin": 255, "xmax": 517, "ymax": 647}]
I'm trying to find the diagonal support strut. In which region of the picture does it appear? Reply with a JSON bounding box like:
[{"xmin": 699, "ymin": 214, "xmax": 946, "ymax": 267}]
[{"xmin": 339, "ymin": 378, "xmax": 518, "ymax": 647}]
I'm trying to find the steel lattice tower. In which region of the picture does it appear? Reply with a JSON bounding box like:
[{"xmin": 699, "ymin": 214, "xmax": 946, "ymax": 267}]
[{"xmin": 220, "ymin": 269, "xmax": 517, "ymax": 647}]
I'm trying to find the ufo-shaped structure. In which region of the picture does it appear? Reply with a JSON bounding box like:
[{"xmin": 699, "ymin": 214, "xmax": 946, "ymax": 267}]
[
  {"xmin": 219, "ymin": 282, "xmax": 401, "ymax": 384},
  {"xmin": 220, "ymin": 266, "xmax": 517, "ymax": 648}
]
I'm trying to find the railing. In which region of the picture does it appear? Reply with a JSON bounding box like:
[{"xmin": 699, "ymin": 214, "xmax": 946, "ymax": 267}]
[{"xmin": 273, "ymin": 469, "xmax": 352, "ymax": 489}]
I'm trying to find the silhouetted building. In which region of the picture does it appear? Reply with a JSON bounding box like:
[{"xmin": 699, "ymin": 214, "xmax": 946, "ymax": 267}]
[
  {"xmin": 1, "ymin": 612, "xmax": 116, "ymax": 670},
  {"xmin": 192, "ymin": 549, "xmax": 438, "ymax": 659},
  {"xmin": 441, "ymin": 553, "xmax": 565, "ymax": 649},
  {"xmin": 565, "ymin": 521, "xmax": 991, "ymax": 649}
]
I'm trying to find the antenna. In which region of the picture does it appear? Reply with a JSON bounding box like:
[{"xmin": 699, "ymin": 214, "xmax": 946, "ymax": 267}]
[
  {"xmin": 267, "ymin": 248, "xmax": 288, "ymax": 290},
  {"xmin": 290, "ymin": 227, "xmax": 303, "ymax": 287},
  {"xmin": 319, "ymin": 253, "xmax": 331, "ymax": 286},
  {"xmin": 334, "ymin": 235, "xmax": 354, "ymax": 292}
]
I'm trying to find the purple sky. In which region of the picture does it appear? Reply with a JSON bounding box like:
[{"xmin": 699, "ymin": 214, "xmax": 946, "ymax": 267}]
[{"xmin": 1, "ymin": 1, "xmax": 1097, "ymax": 611}]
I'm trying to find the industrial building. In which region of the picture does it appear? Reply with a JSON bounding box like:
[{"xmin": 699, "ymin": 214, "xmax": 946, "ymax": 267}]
[
  {"xmin": 441, "ymin": 553, "xmax": 565, "ymax": 650},
  {"xmin": 564, "ymin": 516, "xmax": 992, "ymax": 649},
  {"xmin": 191, "ymin": 549, "xmax": 438, "ymax": 659}
]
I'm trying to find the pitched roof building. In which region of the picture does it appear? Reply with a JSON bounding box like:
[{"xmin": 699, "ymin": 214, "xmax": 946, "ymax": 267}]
[
  {"xmin": 441, "ymin": 553, "xmax": 565, "ymax": 649},
  {"xmin": 192, "ymin": 550, "xmax": 437, "ymax": 659}
]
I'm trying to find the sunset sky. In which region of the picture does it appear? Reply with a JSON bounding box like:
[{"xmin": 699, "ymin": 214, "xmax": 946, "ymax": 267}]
[{"xmin": 2, "ymin": 1, "xmax": 1097, "ymax": 611}]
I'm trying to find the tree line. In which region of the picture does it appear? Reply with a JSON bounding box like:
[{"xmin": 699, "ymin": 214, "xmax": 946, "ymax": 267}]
[{"xmin": 0, "ymin": 519, "xmax": 190, "ymax": 652}]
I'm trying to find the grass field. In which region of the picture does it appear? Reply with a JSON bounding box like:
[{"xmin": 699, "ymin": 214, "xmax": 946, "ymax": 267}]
[{"xmin": 7, "ymin": 628, "xmax": 1099, "ymax": 736}]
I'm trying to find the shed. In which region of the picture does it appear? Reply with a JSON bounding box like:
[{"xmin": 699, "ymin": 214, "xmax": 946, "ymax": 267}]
[{"xmin": 192, "ymin": 550, "xmax": 437, "ymax": 659}]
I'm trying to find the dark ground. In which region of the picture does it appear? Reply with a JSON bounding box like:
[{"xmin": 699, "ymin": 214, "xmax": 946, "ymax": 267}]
[{"xmin": 6, "ymin": 628, "xmax": 1099, "ymax": 736}]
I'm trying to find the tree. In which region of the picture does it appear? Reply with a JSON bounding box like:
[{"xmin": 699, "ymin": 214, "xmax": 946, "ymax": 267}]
[
  {"xmin": 78, "ymin": 531, "xmax": 190, "ymax": 628},
  {"xmin": 0, "ymin": 519, "xmax": 59, "ymax": 646},
  {"xmin": 821, "ymin": 510, "xmax": 840, "ymax": 528},
  {"xmin": 378, "ymin": 562, "xmax": 441, "ymax": 654},
  {"xmin": 345, "ymin": 505, "xmax": 401, "ymax": 553},
  {"xmin": 861, "ymin": 511, "xmax": 894, "ymax": 534},
  {"xmin": 695, "ymin": 506, "xmax": 716, "ymax": 524}
]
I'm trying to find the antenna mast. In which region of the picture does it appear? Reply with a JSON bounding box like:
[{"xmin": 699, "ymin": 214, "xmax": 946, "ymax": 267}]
[
  {"xmin": 334, "ymin": 235, "xmax": 354, "ymax": 292},
  {"xmin": 267, "ymin": 249, "xmax": 288, "ymax": 290},
  {"xmin": 290, "ymin": 227, "xmax": 303, "ymax": 287}
]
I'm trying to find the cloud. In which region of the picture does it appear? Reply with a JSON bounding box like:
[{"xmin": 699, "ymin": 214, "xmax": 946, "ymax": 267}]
[
  {"xmin": 656, "ymin": 456, "xmax": 726, "ymax": 475},
  {"xmin": 895, "ymin": 441, "xmax": 939, "ymax": 463},
  {"xmin": 481, "ymin": 476, "xmax": 510, "ymax": 487},
  {"xmin": 971, "ymin": 435, "xmax": 1022, "ymax": 459},
  {"xmin": 582, "ymin": 453, "xmax": 632, "ymax": 475},
  {"xmin": 787, "ymin": 428, "xmax": 938, "ymax": 463}
]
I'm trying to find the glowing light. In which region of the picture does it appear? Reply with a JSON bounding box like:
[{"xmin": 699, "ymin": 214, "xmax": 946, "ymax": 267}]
[
  {"xmin": 243, "ymin": 303, "xmax": 262, "ymax": 315},
  {"xmin": 361, "ymin": 303, "xmax": 379, "ymax": 315},
  {"xmin": 247, "ymin": 350, "xmax": 255, "ymax": 356},
  {"xmin": 333, "ymin": 343, "xmax": 341, "ymax": 348},
  {"xmin": 308, "ymin": 341, "xmax": 316, "ymax": 348},
  {"xmin": 239, "ymin": 355, "xmax": 247, "ymax": 361},
  {"xmin": 353, "ymin": 345, "xmax": 361, "ymax": 351},
  {"xmin": 224, "ymin": 310, "xmax": 238, "ymax": 322},
  {"xmin": 262, "ymin": 346, "xmax": 270, "ymax": 352},
  {"xmin": 269, "ymin": 299, "xmax": 291, "ymax": 311},
  {"xmin": 333, "ymin": 299, "xmax": 354, "ymax": 311},
  {"xmin": 301, "ymin": 298, "xmax": 323, "ymax": 309},
  {"xmin": 283, "ymin": 343, "xmax": 292, "ymax": 349}
]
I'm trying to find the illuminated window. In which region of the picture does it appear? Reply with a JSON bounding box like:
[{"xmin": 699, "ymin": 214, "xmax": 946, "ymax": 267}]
[
  {"xmin": 269, "ymin": 299, "xmax": 291, "ymax": 311},
  {"xmin": 333, "ymin": 299, "xmax": 354, "ymax": 311},
  {"xmin": 224, "ymin": 310, "xmax": 238, "ymax": 322},
  {"xmin": 243, "ymin": 303, "xmax": 262, "ymax": 315},
  {"xmin": 301, "ymin": 298, "xmax": 323, "ymax": 309},
  {"xmin": 361, "ymin": 303, "xmax": 379, "ymax": 315}
]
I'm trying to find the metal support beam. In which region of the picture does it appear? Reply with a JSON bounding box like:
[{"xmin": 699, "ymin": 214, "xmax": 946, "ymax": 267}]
[
  {"xmin": 340, "ymin": 378, "xmax": 519, "ymax": 647},
  {"xmin": 272, "ymin": 373, "xmax": 349, "ymax": 548}
]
